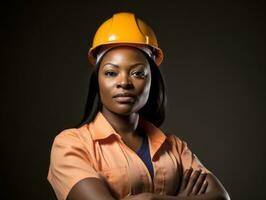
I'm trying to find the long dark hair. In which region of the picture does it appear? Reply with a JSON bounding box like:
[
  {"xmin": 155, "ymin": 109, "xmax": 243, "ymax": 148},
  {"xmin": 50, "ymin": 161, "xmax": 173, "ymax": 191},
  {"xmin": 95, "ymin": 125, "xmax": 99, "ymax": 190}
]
[{"xmin": 76, "ymin": 51, "xmax": 166, "ymax": 128}]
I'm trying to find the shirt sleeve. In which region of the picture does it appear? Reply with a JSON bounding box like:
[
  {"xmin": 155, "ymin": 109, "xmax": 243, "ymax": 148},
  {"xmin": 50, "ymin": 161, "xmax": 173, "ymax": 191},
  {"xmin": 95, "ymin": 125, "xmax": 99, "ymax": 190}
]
[
  {"xmin": 172, "ymin": 135, "xmax": 212, "ymax": 175},
  {"xmin": 47, "ymin": 129, "xmax": 101, "ymax": 200}
]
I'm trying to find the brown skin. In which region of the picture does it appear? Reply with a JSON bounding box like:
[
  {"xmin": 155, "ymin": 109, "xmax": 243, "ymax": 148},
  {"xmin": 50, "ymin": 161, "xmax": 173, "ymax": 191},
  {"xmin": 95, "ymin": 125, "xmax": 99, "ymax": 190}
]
[
  {"xmin": 67, "ymin": 47, "xmax": 230, "ymax": 200},
  {"xmin": 98, "ymin": 46, "xmax": 151, "ymax": 151}
]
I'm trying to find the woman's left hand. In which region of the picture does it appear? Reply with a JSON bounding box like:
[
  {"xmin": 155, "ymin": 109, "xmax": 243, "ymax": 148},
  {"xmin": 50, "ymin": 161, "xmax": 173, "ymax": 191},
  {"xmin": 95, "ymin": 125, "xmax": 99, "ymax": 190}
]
[{"xmin": 176, "ymin": 168, "xmax": 208, "ymax": 197}]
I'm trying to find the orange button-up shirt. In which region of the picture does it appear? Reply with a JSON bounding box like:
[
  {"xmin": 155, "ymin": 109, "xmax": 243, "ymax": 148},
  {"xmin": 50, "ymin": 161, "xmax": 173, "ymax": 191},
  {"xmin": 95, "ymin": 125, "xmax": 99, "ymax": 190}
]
[{"xmin": 47, "ymin": 112, "xmax": 210, "ymax": 200}]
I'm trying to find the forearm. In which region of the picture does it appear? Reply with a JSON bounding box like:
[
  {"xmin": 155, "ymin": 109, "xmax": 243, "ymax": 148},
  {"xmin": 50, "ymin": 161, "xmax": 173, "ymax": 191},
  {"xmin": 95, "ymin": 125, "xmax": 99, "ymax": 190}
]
[{"xmin": 152, "ymin": 192, "xmax": 230, "ymax": 200}]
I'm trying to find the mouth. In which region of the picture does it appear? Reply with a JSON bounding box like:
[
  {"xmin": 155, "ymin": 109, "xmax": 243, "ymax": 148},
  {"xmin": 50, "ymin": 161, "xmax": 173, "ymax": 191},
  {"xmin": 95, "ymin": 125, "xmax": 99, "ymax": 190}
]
[{"xmin": 113, "ymin": 93, "xmax": 136, "ymax": 103}]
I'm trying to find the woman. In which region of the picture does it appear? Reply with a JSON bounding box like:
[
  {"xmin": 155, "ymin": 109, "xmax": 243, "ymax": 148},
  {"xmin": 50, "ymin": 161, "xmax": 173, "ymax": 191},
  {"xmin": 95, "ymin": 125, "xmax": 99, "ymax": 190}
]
[{"xmin": 47, "ymin": 12, "xmax": 230, "ymax": 200}]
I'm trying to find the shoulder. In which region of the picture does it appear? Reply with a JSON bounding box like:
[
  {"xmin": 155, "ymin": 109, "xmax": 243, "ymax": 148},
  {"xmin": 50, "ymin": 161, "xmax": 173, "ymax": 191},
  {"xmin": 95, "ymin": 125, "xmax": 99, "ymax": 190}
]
[
  {"xmin": 53, "ymin": 128, "xmax": 81, "ymax": 146},
  {"xmin": 54, "ymin": 128, "xmax": 79, "ymax": 141},
  {"xmin": 49, "ymin": 125, "xmax": 96, "ymax": 167},
  {"xmin": 51, "ymin": 124, "xmax": 94, "ymax": 149},
  {"xmin": 165, "ymin": 133, "xmax": 189, "ymax": 153}
]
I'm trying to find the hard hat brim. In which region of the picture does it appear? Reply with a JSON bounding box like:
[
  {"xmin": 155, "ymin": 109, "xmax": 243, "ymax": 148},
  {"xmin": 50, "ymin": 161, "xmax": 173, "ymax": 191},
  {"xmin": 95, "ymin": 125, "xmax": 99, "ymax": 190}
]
[{"xmin": 88, "ymin": 42, "xmax": 163, "ymax": 66}]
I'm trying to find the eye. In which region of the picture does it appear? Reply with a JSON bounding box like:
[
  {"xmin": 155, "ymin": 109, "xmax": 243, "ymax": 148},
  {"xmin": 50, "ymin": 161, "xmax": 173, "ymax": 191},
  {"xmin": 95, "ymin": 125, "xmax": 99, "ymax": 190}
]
[
  {"xmin": 104, "ymin": 70, "xmax": 117, "ymax": 77},
  {"xmin": 132, "ymin": 71, "xmax": 146, "ymax": 79}
]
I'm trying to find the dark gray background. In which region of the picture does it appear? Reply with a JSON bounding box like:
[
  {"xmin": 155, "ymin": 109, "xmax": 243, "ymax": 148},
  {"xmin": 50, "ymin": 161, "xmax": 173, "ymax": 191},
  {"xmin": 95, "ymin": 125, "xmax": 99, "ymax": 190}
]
[{"xmin": 1, "ymin": 1, "xmax": 265, "ymax": 199}]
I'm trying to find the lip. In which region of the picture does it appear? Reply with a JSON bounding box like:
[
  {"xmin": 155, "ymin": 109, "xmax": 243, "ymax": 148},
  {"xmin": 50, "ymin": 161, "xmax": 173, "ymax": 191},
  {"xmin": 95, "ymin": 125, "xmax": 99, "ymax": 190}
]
[{"xmin": 113, "ymin": 93, "xmax": 136, "ymax": 103}]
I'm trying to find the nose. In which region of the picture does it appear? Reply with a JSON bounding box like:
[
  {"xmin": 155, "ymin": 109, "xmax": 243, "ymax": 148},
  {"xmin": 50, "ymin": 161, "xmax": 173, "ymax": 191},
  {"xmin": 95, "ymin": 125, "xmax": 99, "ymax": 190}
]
[{"xmin": 117, "ymin": 73, "xmax": 133, "ymax": 89}]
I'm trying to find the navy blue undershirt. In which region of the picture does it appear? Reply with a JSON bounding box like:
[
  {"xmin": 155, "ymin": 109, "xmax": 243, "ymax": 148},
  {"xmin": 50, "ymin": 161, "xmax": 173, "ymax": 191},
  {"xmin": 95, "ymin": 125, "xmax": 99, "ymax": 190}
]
[{"xmin": 136, "ymin": 134, "xmax": 154, "ymax": 179}]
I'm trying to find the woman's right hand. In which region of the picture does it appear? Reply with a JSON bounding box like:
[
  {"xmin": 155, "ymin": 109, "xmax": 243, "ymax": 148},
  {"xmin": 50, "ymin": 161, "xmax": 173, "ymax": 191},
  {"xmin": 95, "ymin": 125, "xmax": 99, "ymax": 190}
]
[{"xmin": 176, "ymin": 168, "xmax": 208, "ymax": 197}]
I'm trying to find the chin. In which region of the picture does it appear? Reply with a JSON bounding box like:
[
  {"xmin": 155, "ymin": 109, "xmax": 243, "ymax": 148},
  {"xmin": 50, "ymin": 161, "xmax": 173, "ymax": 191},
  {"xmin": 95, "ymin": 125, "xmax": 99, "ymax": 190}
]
[
  {"xmin": 113, "ymin": 109, "xmax": 135, "ymax": 116},
  {"xmin": 110, "ymin": 105, "xmax": 140, "ymax": 116}
]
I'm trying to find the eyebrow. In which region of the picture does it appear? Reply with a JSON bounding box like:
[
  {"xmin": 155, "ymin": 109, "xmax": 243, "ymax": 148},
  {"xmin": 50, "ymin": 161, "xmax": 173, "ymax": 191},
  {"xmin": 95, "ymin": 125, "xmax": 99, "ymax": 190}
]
[{"xmin": 102, "ymin": 62, "xmax": 146, "ymax": 68}]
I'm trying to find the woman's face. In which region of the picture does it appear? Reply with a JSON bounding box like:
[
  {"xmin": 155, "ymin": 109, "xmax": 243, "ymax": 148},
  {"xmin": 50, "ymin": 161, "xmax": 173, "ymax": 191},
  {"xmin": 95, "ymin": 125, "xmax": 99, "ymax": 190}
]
[{"xmin": 98, "ymin": 46, "xmax": 151, "ymax": 116}]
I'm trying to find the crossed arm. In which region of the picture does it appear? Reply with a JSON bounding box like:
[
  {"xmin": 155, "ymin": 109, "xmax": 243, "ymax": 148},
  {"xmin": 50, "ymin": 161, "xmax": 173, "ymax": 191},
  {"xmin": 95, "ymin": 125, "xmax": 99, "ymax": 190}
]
[{"xmin": 67, "ymin": 168, "xmax": 230, "ymax": 200}]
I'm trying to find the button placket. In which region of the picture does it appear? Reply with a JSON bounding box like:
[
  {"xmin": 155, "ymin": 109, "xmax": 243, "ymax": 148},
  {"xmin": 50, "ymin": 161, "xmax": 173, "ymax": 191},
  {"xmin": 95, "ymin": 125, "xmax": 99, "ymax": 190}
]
[{"xmin": 119, "ymin": 140, "xmax": 154, "ymax": 192}]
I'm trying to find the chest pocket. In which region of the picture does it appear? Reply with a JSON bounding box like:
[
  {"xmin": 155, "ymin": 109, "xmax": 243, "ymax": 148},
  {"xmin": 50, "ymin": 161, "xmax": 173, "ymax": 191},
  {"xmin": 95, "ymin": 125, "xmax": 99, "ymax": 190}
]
[{"xmin": 99, "ymin": 166, "xmax": 131, "ymax": 199}]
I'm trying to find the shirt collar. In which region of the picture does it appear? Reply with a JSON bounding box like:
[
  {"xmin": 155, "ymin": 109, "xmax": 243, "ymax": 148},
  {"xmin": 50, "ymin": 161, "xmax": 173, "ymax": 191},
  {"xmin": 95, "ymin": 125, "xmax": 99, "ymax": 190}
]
[
  {"xmin": 89, "ymin": 111, "xmax": 167, "ymax": 159},
  {"xmin": 90, "ymin": 111, "xmax": 122, "ymax": 141}
]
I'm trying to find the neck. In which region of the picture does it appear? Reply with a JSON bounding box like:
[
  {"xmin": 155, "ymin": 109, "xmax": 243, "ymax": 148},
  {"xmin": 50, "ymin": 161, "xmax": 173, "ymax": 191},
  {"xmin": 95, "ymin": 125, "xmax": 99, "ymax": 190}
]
[{"xmin": 101, "ymin": 107, "xmax": 139, "ymax": 136}]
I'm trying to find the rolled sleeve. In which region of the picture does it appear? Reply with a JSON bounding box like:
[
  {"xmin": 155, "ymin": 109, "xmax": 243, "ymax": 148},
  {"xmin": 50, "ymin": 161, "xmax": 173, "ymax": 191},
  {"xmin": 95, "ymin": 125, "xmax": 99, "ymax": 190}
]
[{"xmin": 47, "ymin": 129, "xmax": 101, "ymax": 200}]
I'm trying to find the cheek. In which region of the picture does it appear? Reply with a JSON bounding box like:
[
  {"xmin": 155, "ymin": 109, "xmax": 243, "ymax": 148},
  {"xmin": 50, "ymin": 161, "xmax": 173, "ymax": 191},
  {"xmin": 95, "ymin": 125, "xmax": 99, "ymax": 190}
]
[
  {"xmin": 137, "ymin": 78, "xmax": 151, "ymax": 96},
  {"xmin": 99, "ymin": 78, "xmax": 113, "ymax": 98},
  {"xmin": 133, "ymin": 79, "xmax": 151, "ymax": 111},
  {"xmin": 145, "ymin": 78, "xmax": 152, "ymax": 92}
]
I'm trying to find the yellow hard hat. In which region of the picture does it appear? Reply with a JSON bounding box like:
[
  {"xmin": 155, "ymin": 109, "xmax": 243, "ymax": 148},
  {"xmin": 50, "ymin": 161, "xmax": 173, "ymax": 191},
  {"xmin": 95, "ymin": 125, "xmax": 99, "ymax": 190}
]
[{"xmin": 88, "ymin": 12, "xmax": 164, "ymax": 66}]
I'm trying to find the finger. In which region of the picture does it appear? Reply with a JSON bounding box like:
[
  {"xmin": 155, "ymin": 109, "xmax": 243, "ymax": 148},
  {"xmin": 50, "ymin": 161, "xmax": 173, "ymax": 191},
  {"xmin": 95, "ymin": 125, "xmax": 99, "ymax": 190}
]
[
  {"xmin": 191, "ymin": 172, "xmax": 207, "ymax": 195},
  {"xmin": 185, "ymin": 169, "xmax": 202, "ymax": 195},
  {"xmin": 198, "ymin": 180, "xmax": 208, "ymax": 194},
  {"xmin": 179, "ymin": 168, "xmax": 193, "ymax": 191}
]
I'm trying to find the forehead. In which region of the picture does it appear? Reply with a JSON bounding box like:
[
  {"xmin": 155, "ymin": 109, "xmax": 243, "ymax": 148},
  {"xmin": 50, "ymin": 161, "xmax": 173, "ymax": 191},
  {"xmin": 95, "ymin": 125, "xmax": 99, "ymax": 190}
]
[{"xmin": 100, "ymin": 46, "xmax": 148, "ymax": 65}]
